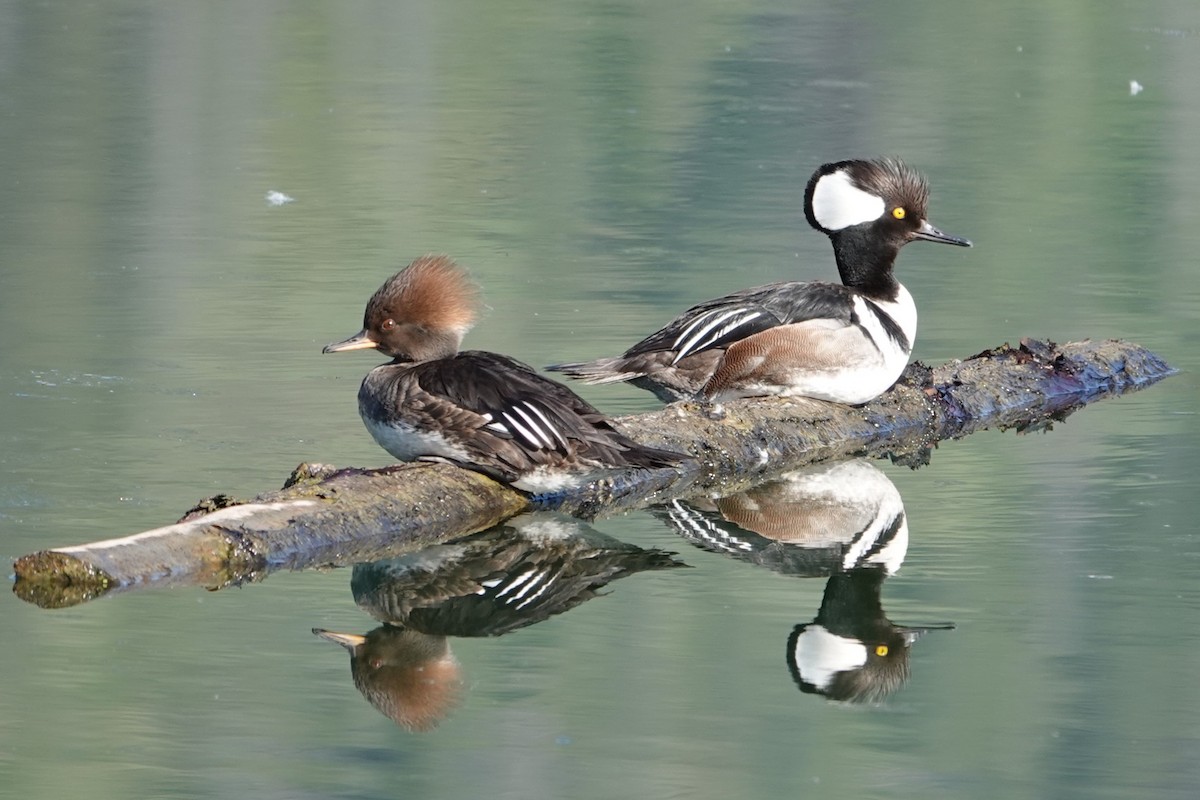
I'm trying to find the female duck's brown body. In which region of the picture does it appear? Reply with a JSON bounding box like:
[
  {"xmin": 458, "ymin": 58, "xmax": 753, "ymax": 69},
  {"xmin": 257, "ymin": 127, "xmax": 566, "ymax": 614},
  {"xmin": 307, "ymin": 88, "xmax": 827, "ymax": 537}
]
[{"xmin": 323, "ymin": 255, "xmax": 684, "ymax": 493}]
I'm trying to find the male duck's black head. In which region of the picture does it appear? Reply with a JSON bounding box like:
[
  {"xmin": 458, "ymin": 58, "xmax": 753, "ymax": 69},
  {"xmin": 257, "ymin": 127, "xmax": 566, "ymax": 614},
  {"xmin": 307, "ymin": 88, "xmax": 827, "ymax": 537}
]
[
  {"xmin": 323, "ymin": 255, "xmax": 480, "ymax": 362},
  {"xmin": 803, "ymin": 158, "xmax": 971, "ymax": 293}
]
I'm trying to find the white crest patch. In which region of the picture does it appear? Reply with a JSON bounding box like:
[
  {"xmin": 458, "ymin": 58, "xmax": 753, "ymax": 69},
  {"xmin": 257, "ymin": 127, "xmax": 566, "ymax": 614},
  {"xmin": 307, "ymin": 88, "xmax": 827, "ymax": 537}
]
[{"xmin": 811, "ymin": 169, "xmax": 886, "ymax": 231}]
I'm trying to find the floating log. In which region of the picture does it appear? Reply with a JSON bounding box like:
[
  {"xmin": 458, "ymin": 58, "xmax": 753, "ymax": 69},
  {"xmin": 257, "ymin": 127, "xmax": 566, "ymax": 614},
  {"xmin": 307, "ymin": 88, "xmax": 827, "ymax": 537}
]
[{"xmin": 11, "ymin": 338, "xmax": 1175, "ymax": 607}]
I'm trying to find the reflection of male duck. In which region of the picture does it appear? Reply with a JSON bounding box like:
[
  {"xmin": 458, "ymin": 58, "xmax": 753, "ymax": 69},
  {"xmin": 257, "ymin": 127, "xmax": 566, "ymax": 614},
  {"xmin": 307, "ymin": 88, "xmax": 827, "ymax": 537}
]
[
  {"xmin": 314, "ymin": 514, "xmax": 686, "ymax": 729},
  {"xmin": 787, "ymin": 569, "xmax": 951, "ymax": 703},
  {"xmin": 664, "ymin": 459, "xmax": 908, "ymax": 576},
  {"xmin": 659, "ymin": 459, "xmax": 951, "ymax": 703}
]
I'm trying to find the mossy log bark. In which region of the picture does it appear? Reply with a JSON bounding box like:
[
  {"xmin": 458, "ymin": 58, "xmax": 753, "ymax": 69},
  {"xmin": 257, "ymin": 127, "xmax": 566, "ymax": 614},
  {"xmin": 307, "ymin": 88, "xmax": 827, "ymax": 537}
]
[{"xmin": 12, "ymin": 338, "xmax": 1175, "ymax": 608}]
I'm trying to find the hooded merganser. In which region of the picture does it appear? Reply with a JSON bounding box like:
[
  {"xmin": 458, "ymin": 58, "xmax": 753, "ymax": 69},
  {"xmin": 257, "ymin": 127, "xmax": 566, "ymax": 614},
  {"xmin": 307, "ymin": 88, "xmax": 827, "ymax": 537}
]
[
  {"xmin": 787, "ymin": 568, "xmax": 953, "ymax": 704},
  {"xmin": 548, "ymin": 158, "xmax": 972, "ymax": 404},
  {"xmin": 661, "ymin": 459, "xmax": 910, "ymax": 576},
  {"xmin": 658, "ymin": 459, "xmax": 954, "ymax": 703},
  {"xmin": 313, "ymin": 626, "xmax": 463, "ymax": 732},
  {"xmin": 323, "ymin": 255, "xmax": 687, "ymax": 493},
  {"xmin": 313, "ymin": 515, "xmax": 684, "ymax": 729},
  {"xmin": 348, "ymin": 514, "xmax": 687, "ymax": 636}
]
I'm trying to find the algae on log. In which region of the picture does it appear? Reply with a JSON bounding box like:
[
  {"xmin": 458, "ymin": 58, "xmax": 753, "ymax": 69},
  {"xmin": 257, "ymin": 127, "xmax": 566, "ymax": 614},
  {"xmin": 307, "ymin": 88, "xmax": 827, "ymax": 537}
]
[{"xmin": 12, "ymin": 338, "xmax": 1175, "ymax": 607}]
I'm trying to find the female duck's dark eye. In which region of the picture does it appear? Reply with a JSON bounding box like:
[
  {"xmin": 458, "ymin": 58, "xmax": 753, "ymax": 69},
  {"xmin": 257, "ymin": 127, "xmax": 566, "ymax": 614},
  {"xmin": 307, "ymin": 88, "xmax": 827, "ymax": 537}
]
[{"xmin": 380, "ymin": 319, "xmax": 397, "ymax": 332}]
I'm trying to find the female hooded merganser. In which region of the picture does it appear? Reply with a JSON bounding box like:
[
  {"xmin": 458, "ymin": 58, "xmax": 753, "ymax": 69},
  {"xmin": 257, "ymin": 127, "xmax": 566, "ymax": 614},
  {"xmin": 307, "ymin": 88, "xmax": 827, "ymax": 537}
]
[
  {"xmin": 548, "ymin": 158, "xmax": 972, "ymax": 405},
  {"xmin": 323, "ymin": 255, "xmax": 686, "ymax": 493}
]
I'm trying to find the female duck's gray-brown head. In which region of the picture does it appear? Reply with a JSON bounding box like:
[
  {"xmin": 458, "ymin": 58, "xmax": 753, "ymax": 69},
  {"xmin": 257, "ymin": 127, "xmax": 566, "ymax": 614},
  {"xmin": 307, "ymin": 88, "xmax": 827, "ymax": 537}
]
[{"xmin": 323, "ymin": 255, "xmax": 481, "ymax": 362}]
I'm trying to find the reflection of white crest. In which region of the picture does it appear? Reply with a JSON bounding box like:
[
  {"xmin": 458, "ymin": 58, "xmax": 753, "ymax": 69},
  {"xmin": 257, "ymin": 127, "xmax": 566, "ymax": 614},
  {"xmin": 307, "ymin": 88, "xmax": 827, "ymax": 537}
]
[{"xmin": 791, "ymin": 624, "xmax": 867, "ymax": 692}]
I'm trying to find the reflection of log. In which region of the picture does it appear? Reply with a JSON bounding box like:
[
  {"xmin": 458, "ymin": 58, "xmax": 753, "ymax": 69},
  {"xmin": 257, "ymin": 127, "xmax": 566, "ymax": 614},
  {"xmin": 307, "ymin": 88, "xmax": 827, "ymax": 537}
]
[{"xmin": 12, "ymin": 338, "xmax": 1174, "ymax": 607}]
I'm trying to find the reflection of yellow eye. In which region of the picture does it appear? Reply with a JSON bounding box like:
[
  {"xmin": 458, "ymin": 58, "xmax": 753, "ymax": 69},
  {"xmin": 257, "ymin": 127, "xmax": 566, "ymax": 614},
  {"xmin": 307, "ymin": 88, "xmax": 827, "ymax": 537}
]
[
  {"xmin": 875, "ymin": 645, "xmax": 889, "ymax": 657},
  {"xmin": 892, "ymin": 207, "xmax": 906, "ymax": 220}
]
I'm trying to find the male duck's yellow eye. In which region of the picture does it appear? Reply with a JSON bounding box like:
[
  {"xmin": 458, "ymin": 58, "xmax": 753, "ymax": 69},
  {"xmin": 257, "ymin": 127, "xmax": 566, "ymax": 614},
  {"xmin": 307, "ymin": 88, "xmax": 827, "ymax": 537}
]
[
  {"xmin": 892, "ymin": 207, "xmax": 906, "ymax": 220},
  {"xmin": 875, "ymin": 645, "xmax": 890, "ymax": 657}
]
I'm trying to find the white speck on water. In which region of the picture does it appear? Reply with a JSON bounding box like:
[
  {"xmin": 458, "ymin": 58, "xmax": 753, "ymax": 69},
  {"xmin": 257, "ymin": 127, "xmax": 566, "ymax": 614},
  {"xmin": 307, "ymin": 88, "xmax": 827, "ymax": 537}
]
[
  {"xmin": 1016, "ymin": 45, "xmax": 1023, "ymax": 52},
  {"xmin": 1129, "ymin": 80, "xmax": 1144, "ymax": 96},
  {"xmin": 265, "ymin": 190, "xmax": 295, "ymax": 206},
  {"xmin": 1087, "ymin": 574, "xmax": 1114, "ymax": 580}
]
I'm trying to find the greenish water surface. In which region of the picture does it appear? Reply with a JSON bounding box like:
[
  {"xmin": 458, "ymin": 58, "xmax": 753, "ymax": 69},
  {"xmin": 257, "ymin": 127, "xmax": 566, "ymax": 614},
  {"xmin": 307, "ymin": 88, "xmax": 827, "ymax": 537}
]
[{"xmin": 2, "ymin": 3, "xmax": 1198, "ymax": 799}]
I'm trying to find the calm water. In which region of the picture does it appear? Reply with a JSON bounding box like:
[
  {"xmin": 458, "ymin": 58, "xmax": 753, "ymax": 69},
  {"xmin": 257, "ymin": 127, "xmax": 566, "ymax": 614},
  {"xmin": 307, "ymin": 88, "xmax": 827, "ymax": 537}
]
[{"xmin": 3, "ymin": 3, "xmax": 1199, "ymax": 798}]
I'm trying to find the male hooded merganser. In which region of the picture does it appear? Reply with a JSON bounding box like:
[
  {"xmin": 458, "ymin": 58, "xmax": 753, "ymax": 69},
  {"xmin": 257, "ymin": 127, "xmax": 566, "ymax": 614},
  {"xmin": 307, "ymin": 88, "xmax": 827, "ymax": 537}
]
[
  {"xmin": 787, "ymin": 568, "xmax": 953, "ymax": 704},
  {"xmin": 661, "ymin": 459, "xmax": 910, "ymax": 576},
  {"xmin": 323, "ymin": 255, "xmax": 686, "ymax": 493},
  {"xmin": 658, "ymin": 459, "xmax": 953, "ymax": 703},
  {"xmin": 548, "ymin": 158, "xmax": 972, "ymax": 404}
]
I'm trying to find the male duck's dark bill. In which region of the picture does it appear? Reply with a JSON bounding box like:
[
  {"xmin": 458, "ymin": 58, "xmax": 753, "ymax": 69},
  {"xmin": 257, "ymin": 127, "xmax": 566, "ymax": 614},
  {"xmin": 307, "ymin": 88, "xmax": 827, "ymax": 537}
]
[
  {"xmin": 915, "ymin": 220, "xmax": 972, "ymax": 247},
  {"xmin": 323, "ymin": 330, "xmax": 379, "ymax": 354}
]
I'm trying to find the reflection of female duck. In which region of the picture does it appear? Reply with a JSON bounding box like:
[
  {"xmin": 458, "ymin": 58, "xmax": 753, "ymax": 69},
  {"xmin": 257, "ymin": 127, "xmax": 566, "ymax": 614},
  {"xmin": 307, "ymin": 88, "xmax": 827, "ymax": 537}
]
[
  {"xmin": 348, "ymin": 514, "xmax": 686, "ymax": 636},
  {"xmin": 315, "ymin": 514, "xmax": 686, "ymax": 729},
  {"xmin": 659, "ymin": 458, "xmax": 951, "ymax": 703},
  {"xmin": 313, "ymin": 627, "xmax": 462, "ymax": 733}
]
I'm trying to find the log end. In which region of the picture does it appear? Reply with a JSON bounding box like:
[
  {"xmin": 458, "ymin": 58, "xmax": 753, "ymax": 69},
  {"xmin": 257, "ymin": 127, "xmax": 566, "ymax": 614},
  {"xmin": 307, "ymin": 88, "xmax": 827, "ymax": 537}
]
[{"xmin": 12, "ymin": 550, "xmax": 115, "ymax": 608}]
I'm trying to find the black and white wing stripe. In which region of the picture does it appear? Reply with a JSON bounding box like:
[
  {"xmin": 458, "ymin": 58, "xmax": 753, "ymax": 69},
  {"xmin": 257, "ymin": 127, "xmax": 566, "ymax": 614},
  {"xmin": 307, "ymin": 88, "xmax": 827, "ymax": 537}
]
[
  {"xmin": 669, "ymin": 306, "xmax": 773, "ymax": 364},
  {"xmin": 664, "ymin": 499, "xmax": 756, "ymax": 554},
  {"xmin": 626, "ymin": 281, "xmax": 860, "ymax": 362},
  {"xmin": 412, "ymin": 351, "xmax": 609, "ymax": 456},
  {"xmin": 481, "ymin": 562, "xmax": 564, "ymax": 611},
  {"xmin": 481, "ymin": 399, "xmax": 572, "ymax": 452}
]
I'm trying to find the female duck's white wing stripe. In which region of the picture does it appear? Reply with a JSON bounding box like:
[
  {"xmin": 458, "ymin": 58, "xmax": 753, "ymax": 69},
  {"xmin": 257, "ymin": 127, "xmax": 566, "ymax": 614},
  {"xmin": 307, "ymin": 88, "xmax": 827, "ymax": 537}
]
[
  {"xmin": 495, "ymin": 568, "xmax": 539, "ymax": 598},
  {"xmin": 479, "ymin": 412, "xmax": 511, "ymax": 436},
  {"xmin": 503, "ymin": 406, "xmax": 550, "ymax": 449},
  {"xmin": 504, "ymin": 401, "xmax": 571, "ymax": 451},
  {"xmin": 519, "ymin": 401, "xmax": 569, "ymax": 450}
]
